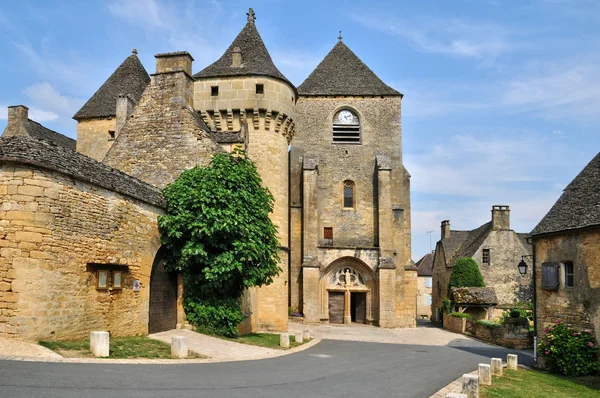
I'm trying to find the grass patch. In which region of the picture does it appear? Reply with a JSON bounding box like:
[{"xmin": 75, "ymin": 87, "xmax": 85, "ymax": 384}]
[
  {"xmin": 222, "ymin": 333, "xmax": 310, "ymax": 350},
  {"xmin": 39, "ymin": 336, "xmax": 205, "ymax": 359},
  {"xmin": 481, "ymin": 369, "xmax": 600, "ymax": 398}
]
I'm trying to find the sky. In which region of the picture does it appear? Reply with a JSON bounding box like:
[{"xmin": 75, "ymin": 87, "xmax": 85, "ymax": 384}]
[{"xmin": 0, "ymin": 0, "xmax": 599, "ymax": 261}]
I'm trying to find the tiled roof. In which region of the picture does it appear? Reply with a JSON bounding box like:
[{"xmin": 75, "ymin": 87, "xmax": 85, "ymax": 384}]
[
  {"xmin": 439, "ymin": 223, "xmax": 493, "ymax": 267},
  {"xmin": 0, "ymin": 136, "xmax": 164, "ymax": 207},
  {"xmin": 451, "ymin": 287, "xmax": 498, "ymax": 306},
  {"xmin": 416, "ymin": 253, "xmax": 434, "ymax": 276},
  {"xmin": 193, "ymin": 18, "xmax": 294, "ymax": 91},
  {"xmin": 74, "ymin": 53, "xmax": 150, "ymax": 120},
  {"xmin": 298, "ymin": 41, "xmax": 401, "ymax": 97},
  {"xmin": 532, "ymin": 152, "xmax": 600, "ymax": 235},
  {"xmin": 23, "ymin": 119, "xmax": 76, "ymax": 150}
]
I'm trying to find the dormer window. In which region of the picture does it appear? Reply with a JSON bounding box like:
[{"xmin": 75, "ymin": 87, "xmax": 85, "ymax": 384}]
[{"xmin": 333, "ymin": 109, "xmax": 360, "ymax": 144}]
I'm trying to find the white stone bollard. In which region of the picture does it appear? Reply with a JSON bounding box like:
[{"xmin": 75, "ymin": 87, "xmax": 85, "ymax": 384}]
[
  {"xmin": 90, "ymin": 331, "xmax": 109, "ymax": 357},
  {"xmin": 171, "ymin": 336, "xmax": 188, "ymax": 358},
  {"xmin": 446, "ymin": 394, "xmax": 467, "ymax": 398},
  {"xmin": 491, "ymin": 358, "xmax": 503, "ymax": 376},
  {"xmin": 294, "ymin": 331, "xmax": 304, "ymax": 344},
  {"xmin": 280, "ymin": 333, "xmax": 290, "ymax": 348},
  {"xmin": 462, "ymin": 374, "xmax": 479, "ymax": 398},
  {"xmin": 507, "ymin": 354, "xmax": 518, "ymax": 370},
  {"xmin": 303, "ymin": 329, "xmax": 310, "ymax": 341},
  {"xmin": 478, "ymin": 364, "xmax": 492, "ymax": 385}
]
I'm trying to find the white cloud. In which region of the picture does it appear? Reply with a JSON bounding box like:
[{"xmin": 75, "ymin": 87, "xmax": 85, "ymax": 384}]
[
  {"xmin": 22, "ymin": 82, "xmax": 83, "ymax": 118},
  {"xmin": 108, "ymin": 0, "xmax": 168, "ymax": 29},
  {"xmin": 28, "ymin": 108, "xmax": 58, "ymax": 122}
]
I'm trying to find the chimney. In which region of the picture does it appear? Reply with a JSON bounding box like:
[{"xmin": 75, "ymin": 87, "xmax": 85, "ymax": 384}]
[
  {"xmin": 491, "ymin": 205, "xmax": 510, "ymax": 230},
  {"xmin": 441, "ymin": 220, "xmax": 451, "ymax": 240},
  {"xmin": 7, "ymin": 105, "xmax": 28, "ymax": 128},
  {"xmin": 115, "ymin": 94, "xmax": 134, "ymax": 138},
  {"xmin": 155, "ymin": 51, "xmax": 194, "ymax": 76},
  {"xmin": 231, "ymin": 47, "xmax": 242, "ymax": 67}
]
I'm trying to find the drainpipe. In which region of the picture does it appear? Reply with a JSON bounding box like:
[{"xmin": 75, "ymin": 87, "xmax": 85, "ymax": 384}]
[{"xmin": 532, "ymin": 237, "xmax": 538, "ymax": 362}]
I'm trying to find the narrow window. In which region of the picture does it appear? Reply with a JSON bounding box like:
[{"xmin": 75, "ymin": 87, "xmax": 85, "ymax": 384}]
[
  {"xmin": 97, "ymin": 270, "xmax": 108, "ymax": 290},
  {"xmin": 343, "ymin": 181, "xmax": 355, "ymax": 208},
  {"xmin": 425, "ymin": 295, "xmax": 432, "ymax": 306},
  {"xmin": 113, "ymin": 271, "xmax": 123, "ymax": 290},
  {"xmin": 256, "ymin": 84, "xmax": 264, "ymax": 94},
  {"xmin": 332, "ymin": 109, "xmax": 360, "ymax": 144},
  {"xmin": 425, "ymin": 277, "xmax": 432, "ymax": 288},
  {"xmin": 482, "ymin": 249, "xmax": 490, "ymax": 264},
  {"xmin": 211, "ymin": 86, "xmax": 219, "ymax": 96},
  {"xmin": 324, "ymin": 227, "xmax": 333, "ymax": 240},
  {"xmin": 108, "ymin": 130, "xmax": 116, "ymax": 140},
  {"xmin": 564, "ymin": 261, "xmax": 574, "ymax": 287}
]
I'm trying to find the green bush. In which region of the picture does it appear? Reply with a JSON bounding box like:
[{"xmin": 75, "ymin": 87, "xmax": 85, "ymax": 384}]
[
  {"xmin": 538, "ymin": 320, "xmax": 600, "ymax": 376},
  {"xmin": 499, "ymin": 305, "xmax": 533, "ymax": 325},
  {"xmin": 476, "ymin": 320, "xmax": 502, "ymax": 329},
  {"xmin": 450, "ymin": 312, "xmax": 472, "ymax": 319},
  {"xmin": 509, "ymin": 309, "xmax": 521, "ymax": 318},
  {"xmin": 449, "ymin": 257, "xmax": 485, "ymax": 289},
  {"xmin": 442, "ymin": 298, "xmax": 453, "ymax": 314},
  {"xmin": 184, "ymin": 297, "xmax": 244, "ymax": 338}
]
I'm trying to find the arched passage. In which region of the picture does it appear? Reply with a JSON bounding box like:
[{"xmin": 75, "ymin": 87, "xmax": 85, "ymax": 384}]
[{"xmin": 148, "ymin": 248, "xmax": 178, "ymax": 333}]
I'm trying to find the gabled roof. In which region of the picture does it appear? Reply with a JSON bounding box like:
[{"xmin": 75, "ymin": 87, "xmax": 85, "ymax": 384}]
[
  {"xmin": 73, "ymin": 52, "xmax": 150, "ymax": 120},
  {"xmin": 532, "ymin": 152, "xmax": 600, "ymax": 236},
  {"xmin": 451, "ymin": 287, "xmax": 498, "ymax": 306},
  {"xmin": 193, "ymin": 16, "xmax": 294, "ymax": 91},
  {"xmin": 416, "ymin": 253, "xmax": 434, "ymax": 276},
  {"xmin": 440, "ymin": 222, "xmax": 493, "ymax": 267},
  {"xmin": 298, "ymin": 41, "xmax": 402, "ymax": 97},
  {"xmin": 21, "ymin": 119, "xmax": 76, "ymax": 151}
]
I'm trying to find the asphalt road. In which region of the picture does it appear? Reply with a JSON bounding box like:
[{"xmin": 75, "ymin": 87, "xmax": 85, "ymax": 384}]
[{"xmin": 0, "ymin": 339, "xmax": 533, "ymax": 398}]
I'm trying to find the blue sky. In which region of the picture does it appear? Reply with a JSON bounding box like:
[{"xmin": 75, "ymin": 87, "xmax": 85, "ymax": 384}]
[{"xmin": 0, "ymin": 0, "xmax": 599, "ymax": 260}]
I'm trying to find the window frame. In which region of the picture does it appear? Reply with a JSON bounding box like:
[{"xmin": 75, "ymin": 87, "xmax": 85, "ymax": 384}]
[
  {"xmin": 211, "ymin": 86, "xmax": 219, "ymax": 96},
  {"xmin": 343, "ymin": 180, "xmax": 356, "ymax": 209},
  {"xmin": 97, "ymin": 270, "xmax": 109, "ymax": 290},
  {"xmin": 482, "ymin": 248, "xmax": 490, "ymax": 264},
  {"xmin": 255, "ymin": 83, "xmax": 264, "ymax": 94},
  {"xmin": 323, "ymin": 227, "xmax": 333, "ymax": 240},
  {"xmin": 562, "ymin": 261, "xmax": 574, "ymax": 288}
]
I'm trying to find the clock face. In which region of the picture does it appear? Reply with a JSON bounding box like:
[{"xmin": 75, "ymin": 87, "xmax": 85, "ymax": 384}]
[{"xmin": 338, "ymin": 110, "xmax": 354, "ymax": 124}]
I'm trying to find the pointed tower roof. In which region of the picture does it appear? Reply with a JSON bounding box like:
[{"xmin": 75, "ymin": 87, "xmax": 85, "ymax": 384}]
[
  {"xmin": 193, "ymin": 8, "xmax": 294, "ymax": 90},
  {"xmin": 73, "ymin": 50, "xmax": 150, "ymax": 120},
  {"xmin": 298, "ymin": 40, "xmax": 401, "ymax": 97}
]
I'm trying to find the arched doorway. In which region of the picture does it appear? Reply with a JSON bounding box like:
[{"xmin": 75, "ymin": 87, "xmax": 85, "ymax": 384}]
[{"xmin": 148, "ymin": 250, "xmax": 178, "ymax": 333}]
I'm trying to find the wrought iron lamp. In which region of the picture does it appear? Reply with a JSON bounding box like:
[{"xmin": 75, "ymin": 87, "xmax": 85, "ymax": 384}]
[{"xmin": 518, "ymin": 255, "xmax": 533, "ymax": 276}]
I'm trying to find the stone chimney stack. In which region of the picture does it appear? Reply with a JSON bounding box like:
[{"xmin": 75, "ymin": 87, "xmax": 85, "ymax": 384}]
[
  {"xmin": 7, "ymin": 105, "xmax": 28, "ymax": 129},
  {"xmin": 491, "ymin": 205, "xmax": 510, "ymax": 230},
  {"xmin": 441, "ymin": 220, "xmax": 451, "ymax": 240},
  {"xmin": 155, "ymin": 51, "xmax": 194, "ymax": 76},
  {"xmin": 115, "ymin": 94, "xmax": 134, "ymax": 138}
]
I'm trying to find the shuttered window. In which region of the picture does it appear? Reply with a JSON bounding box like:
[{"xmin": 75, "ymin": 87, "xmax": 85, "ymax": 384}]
[
  {"xmin": 332, "ymin": 110, "xmax": 360, "ymax": 144},
  {"xmin": 324, "ymin": 227, "xmax": 333, "ymax": 240},
  {"xmin": 542, "ymin": 262, "xmax": 559, "ymax": 290}
]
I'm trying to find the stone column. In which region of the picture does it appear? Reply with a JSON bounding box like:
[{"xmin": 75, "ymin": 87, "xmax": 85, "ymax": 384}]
[
  {"xmin": 302, "ymin": 158, "xmax": 319, "ymax": 259},
  {"xmin": 376, "ymin": 155, "xmax": 393, "ymax": 258},
  {"xmin": 302, "ymin": 259, "xmax": 321, "ymax": 324},
  {"xmin": 344, "ymin": 289, "xmax": 351, "ymax": 324},
  {"xmin": 378, "ymin": 258, "xmax": 397, "ymax": 327}
]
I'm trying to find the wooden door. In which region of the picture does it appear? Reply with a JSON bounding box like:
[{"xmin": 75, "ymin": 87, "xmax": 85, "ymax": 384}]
[
  {"xmin": 148, "ymin": 255, "xmax": 178, "ymax": 334},
  {"xmin": 328, "ymin": 292, "xmax": 344, "ymax": 324},
  {"xmin": 352, "ymin": 292, "xmax": 366, "ymax": 324}
]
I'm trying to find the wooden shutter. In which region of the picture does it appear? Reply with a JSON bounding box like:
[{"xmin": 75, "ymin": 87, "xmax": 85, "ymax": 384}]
[{"xmin": 542, "ymin": 262, "xmax": 559, "ymax": 291}]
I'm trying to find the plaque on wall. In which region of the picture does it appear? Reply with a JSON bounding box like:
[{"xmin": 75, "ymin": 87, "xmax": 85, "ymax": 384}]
[{"xmin": 133, "ymin": 280, "xmax": 141, "ymax": 292}]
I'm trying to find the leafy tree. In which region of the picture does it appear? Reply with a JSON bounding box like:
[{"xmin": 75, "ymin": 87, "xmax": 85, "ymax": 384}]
[
  {"xmin": 449, "ymin": 257, "xmax": 485, "ymax": 289},
  {"xmin": 158, "ymin": 149, "xmax": 280, "ymax": 336}
]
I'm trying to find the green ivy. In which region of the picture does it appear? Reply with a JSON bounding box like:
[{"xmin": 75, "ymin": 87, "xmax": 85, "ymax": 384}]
[
  {"xmin": 476, "ymin": 320, "xmax": 502, "ymax": 329},
  {"xmin": 442, "ymin": 298, "xmax": 453, "ymax": 314},
  {"xmin": 538, "ymin": 320, "xmax": 600, "ymax": 376},
  {"xmin": 158, "ymin": 150, "xmax": 281, "ymax": 336},
  {"xmin": 450, "ymin": 312, "xmax": 472, "ymax": 319},
  {"xmin": 184, "ymin": 297, "xmax": 244, "ymax": 337},
  {"xmin": 449, "ymin": 257, "xmax": 485, "ymax": 289}
]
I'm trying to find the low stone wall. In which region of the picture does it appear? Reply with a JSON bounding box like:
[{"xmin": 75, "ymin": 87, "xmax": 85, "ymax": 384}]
[
  {"xmin": 443, "ymin": 313, "xmax": 532, "ymax": 349},
  {"xmin": 443, "ymin": 313, "xmax": 466, "ymax": 334}
]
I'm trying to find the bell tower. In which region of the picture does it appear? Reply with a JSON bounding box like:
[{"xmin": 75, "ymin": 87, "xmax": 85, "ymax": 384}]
[{"xmin": 193, "ymin": 9, "xmax": 296, "ymax": 332}]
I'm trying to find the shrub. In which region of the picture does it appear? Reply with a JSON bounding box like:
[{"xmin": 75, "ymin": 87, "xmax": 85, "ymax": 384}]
[
  {"xmin": 442, "ymin": 298, "xmax": 453, "ymax": 314},
  {"xmin": 509, "ymin": 309, "xmax": 521, "ymax": 318},
  {"xmin": 476, "ymin": 320, "xmax": 501, "ymax": 329},
  {"xmin": 538, "ymin": 320, "xmax": 600, "ymax": 376},
  {"xmin": 184, "ymin": 297, "xmax": 244, "ymax": 338},
  {"xmin": 450, "ymin": 312, "xmax": 472, "ymax": 319},
  {"xmin": 499, "ymin": 305, "xmax": 533, "ymax": 325},
  {"xmin": 449, "ymin": 257, "xmax": 485, "ymax": 289}
]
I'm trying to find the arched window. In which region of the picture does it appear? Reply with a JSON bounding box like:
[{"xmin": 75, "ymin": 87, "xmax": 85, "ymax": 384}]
[
  {"xmin": 343, "ymin": 180, "xmax": 355, "ymax": 208},
  {"xmin": 332, "ymin": 109, "xmax": 360, "ymax": 144}
]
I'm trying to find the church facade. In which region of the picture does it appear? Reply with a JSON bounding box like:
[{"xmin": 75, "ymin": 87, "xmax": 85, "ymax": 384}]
[{"xmin": 0, "ymin": 9, "xmax": 415, "ymax": 340}]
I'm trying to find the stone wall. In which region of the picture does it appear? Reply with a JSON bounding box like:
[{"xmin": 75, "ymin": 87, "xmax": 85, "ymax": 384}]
[
  {"xmin": 76, "ymin": 117, "xmax": 116, "ymax": 161},
  {"xmin": 0, "ymin": 163, "xmax": 162, "ymax": 340},
  {"xmin": 534, "ymin": 227, "xmax": 600, "ymax": 341},
  {"xmin": 443, "ymin": 313, "xmax": 466, "ymax": 334},
  {"xmin": 397, "ymin": 267, "xmax": 417, "ymax": 327},
  {"xmin": 442, "ymin": 314, "xmax": 532, "ymax": 349},
  {"xmin": 417, "ymin": 276, "xmax": 432, "ymax": 319}
]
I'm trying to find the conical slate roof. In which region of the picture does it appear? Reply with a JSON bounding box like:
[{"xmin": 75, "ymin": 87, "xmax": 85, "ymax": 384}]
[
  {"xmin": 193, "ymin": 13, "xmax": 294, "ymax": 90},
  {"xmin": 532, "ymin": 152, "xmax": 600, "ymax": 235},
  {"xmin": 298, "ymin": 41, "xmax": 401, "ymax": 97},
  {"xmin": 73, "ymin": 52, "xmax": 150, "ymax": 120}
]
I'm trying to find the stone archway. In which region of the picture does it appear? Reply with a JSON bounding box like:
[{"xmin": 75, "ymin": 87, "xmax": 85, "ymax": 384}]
[{"xmin": 148, "ymin": 250, "xmax": 178, "ymax": 334}]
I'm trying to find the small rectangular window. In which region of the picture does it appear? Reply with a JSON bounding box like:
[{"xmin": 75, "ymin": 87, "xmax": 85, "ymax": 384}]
[
  {"xmin": 211, "ymin": 86, "xmax": 219, "ymax": 96},
  {"xmin": 97, "ymin": 270, "xmax": 108, "ymax": 290},
  {"xmin": 482, "ymin": 249, "xmax": 490, "ymax": 264},
  {"xmin": 324, "ymin": 227, "xmax": 333, "ymax": 240},
  {"xmin": 256, "ymin": 84, "xmax": 264, "ymax": 94},
  {"xmin": 108, "ymin": 130, "xmax": 116, "ymax": 140},
  {"xmin": 425, "ymin": 277, "xmax": 432, "ymax": 288},
  {"xmin": 425, "ymin": 295, "xmax": 432, "ymax": 305},
  {"xmin": 564, "ymin": 261, "xmax": 574, "ymax": 287},
  {"xmin": 113, "ymin": 271, "xmax": 123, "ymax": 289}
]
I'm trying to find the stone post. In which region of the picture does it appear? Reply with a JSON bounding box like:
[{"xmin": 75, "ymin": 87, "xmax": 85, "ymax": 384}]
[
  {"xmin": 478, "ymin": 364, "xmax": 491, "ymax": 385},
  {"xmin": 171, "ymin": 336, "xmax": 188, "ymax": 358},
  {"xmin": 302, "ymin": 329, "xmax": 310, "ymax": 340},
  {"xmin": 294, "ymin": 331, "xmax": 304, "ymax": 344},
  {"xmin": 279, "ymin": 333, "xmax": 290, "ymax": 348},
  {"xmin": 507, "ymin": 354, "xmax": 518, "ymax": 370},
  {"xmin": 491, "ymin": 358, "xmax": 503, "ymax": 376},
  {"xmin": 461, "ymin": 374, "xmax": 479, "ymax": 398},
  {"xmin": 90, "ymin": 331, "xmax": 109, "ymax": 357}
]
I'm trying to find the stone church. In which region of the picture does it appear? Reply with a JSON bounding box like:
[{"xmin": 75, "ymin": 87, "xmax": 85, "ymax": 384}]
[{"xmin": 0, "ymin": 9, "xmax": 415, "ymax": 340}]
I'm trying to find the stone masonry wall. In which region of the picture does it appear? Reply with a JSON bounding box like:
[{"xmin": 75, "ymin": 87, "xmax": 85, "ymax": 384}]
[
  {"xmin": 417, "ymin": 276, "xmax": 432, "ymax": 319},
  {"xmin": 0, "ymin": 163, "xmax": 162, "ymax": 340},
  {"xmin": 534, "ymin": 228, "xmax": 600, "ymax": 341},
  {"xmin": 76, "ymin": 117, "xmax": 116, "ymax": 161}
]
